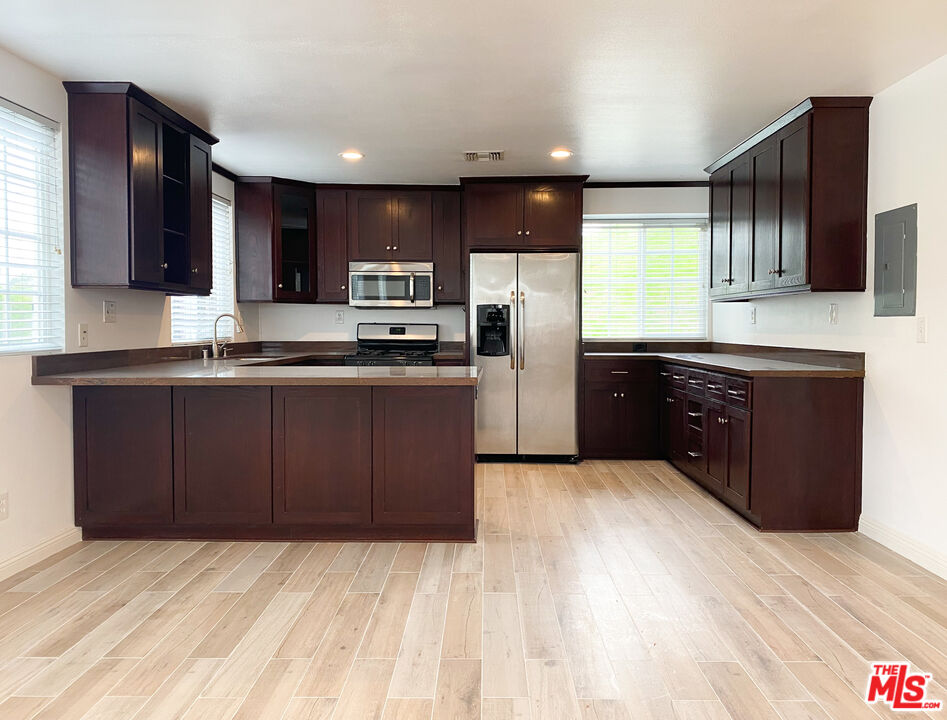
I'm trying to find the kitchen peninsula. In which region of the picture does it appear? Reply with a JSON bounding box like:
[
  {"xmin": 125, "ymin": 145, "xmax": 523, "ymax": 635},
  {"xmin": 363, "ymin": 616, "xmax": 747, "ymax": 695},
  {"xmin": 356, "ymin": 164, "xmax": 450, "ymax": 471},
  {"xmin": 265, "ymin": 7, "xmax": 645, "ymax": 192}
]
[{"xmin": 33, "ymin": 348, "xmax": 478, "ymax": 542}]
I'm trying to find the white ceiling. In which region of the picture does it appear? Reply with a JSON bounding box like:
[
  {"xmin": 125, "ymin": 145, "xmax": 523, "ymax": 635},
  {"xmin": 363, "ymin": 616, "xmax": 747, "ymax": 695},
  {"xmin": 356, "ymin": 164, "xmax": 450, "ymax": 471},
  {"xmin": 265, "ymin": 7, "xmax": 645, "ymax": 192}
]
[{"xmin": 3, "ymin": 0, "xmax": 947, "ymax": 183}]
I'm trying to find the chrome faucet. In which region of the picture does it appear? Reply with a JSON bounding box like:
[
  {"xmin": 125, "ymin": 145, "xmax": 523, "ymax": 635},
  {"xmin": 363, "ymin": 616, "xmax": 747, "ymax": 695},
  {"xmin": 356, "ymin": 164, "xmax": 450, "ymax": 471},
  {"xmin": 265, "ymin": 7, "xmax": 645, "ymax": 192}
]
[{"xmin": 212, "ymin": 313, "xmax": 245, "ymax": 359}]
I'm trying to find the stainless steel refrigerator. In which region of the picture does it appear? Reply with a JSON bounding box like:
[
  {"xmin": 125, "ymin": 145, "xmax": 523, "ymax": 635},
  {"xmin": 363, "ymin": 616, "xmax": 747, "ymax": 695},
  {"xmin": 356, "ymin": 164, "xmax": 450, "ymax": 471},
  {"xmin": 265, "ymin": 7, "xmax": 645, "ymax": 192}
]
[{"xmin": 469, "ymin": 252, "xmax": 578, "ymax": 457}]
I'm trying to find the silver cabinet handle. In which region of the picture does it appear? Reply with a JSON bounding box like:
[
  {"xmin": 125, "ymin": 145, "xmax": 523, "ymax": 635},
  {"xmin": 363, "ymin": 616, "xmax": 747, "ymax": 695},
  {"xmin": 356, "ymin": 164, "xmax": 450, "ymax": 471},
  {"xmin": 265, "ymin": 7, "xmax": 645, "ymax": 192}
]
[
  {"xmin": 687, "ymin": 411, "xmax": 702, "ymax": 418},
  {"xmin": 660, "ymin": 372, "xmax": 671, "ymax": 377},
  {"xmin": 620, "ymin": 392, "xmax": 625, "ymax": 398},
  {"xmin": 665, "ymin": 397, "xmax": 675, "ymax": 404},
  {"xmin": 341, "ymin": 284, "xmax": 346, "ymax": 290},
  {"xmin": 525, "ymin": 230, "xmax": 531, "ymax": 235},
  {"xmin": 160, "ymin": 262, "xmax": 168, "ymax": 270},
  {"xmin": 516, "ymin": 230, "xmax": 523, "ymax": 236},
  {"xmin": 277, "ymin": 283, "xmax": 283, "ymax": 289},
  {"xmin": 687, "ymin": 451, "xmax": 702, "ymax": 458},
  {"xmin": 610, "ymin": 370, "xmax": 629, "ymax": 374},
  {"xmin": 393, "ymin": 245, "xmax": 398, "ymax": 251},
  {"xmin": 386, "ymin": 245, "xmax": 391, "ymax": 250},
  {"xmin": 717, "ymin": 417, "xmax": 730, "ymax": 424},
  {"xmin": 519, "ymin": 291, "xmax": 525, "ymax": 370},
  {"xmin": 437, "ymin": 284, "xmax": 443, "ymax": 291},
  {"xmin": 688, "ymin": 379, "xmax": 702, "ymax": 385},
  {"xmin": 727, "ymin": 389, "xmax": 746, "ymax": 397},
  {"xmin": 191, "ymin": 266, "xmax": 198, "ymax": 274},
  {"xmin": 509, "ymin": 290, "xmax": 516, "ymax": 371},
  {"xmin": 613, "ymin": 392, "xmax": 618, "ymax": 398},
  {"xmin": 707, "ymin": 383, "xmax": 722, "ymax": 390},
  {"xmin": 672, "ymin": 374, "xmax": 685, "ymax": 380}
]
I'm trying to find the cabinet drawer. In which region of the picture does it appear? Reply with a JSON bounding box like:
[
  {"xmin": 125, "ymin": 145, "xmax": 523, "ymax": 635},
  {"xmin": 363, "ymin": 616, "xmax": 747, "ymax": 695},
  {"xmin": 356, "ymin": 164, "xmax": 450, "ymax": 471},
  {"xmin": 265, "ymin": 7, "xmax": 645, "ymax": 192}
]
[
  {"xmin": 725, "ymin": 377, "xmax": 752, "ymax": 408},
  {"xmin": 686, "ymin": 397, "xmax": 704, "ymax": 433},
  {"xmin": 685, "ymin": 368, "xmax": 707, "ymax": 396},
  {"xmin": 584, "ymin": 359, "xmax": 655, "ymax": 383},
  {"xmin": 658, "ymin": 364, "xmax": 674, "ymax": 385},
  {"xmin": 705, "ymin": 373, "xmax": 727, "ymax": 400},
  {"xmin": 668, "ymin": 365, "xmax": 687, "ymax": 390}
]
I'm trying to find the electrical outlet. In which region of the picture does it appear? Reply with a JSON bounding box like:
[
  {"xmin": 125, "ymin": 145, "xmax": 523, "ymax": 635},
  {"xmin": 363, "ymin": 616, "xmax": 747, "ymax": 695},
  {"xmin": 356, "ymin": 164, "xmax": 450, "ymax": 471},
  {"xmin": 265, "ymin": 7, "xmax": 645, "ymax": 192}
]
[
  {"xmin": 102, "ymin": 300, "xmax": 116, "ymax": 323},
  {"xmin": 335, "ymin": 310, "xmax": 345, "ymax": 325},
  {"xmin": 829, "ymin": 303, "xmax": 839, "ymax": 325},
  {"xmin": 749, "ymin": 306, "xmax": 757, "ymax": 325},
  {"xmin": 917, "ymin": 316, "xmax": 928, "ymax": 344},
  {"xmin": 0, "ymin": 492, "xmax": 8, "ymax": 522},
  {"xmin": 78, "ymin": 323, "xmax": 89, "ymax": 347}
]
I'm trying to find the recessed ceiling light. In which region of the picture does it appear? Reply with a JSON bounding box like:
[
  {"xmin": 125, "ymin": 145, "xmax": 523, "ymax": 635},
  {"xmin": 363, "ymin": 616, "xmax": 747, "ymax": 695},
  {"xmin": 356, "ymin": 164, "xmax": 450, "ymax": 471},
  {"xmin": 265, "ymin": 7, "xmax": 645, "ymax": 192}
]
[
  {"xmin": 550, "ymin": 148, "xmax": 574, "ymax": 159},
  {"xmin": 339, "ymin": 150, "xmax": 364, "ymax": 161}
]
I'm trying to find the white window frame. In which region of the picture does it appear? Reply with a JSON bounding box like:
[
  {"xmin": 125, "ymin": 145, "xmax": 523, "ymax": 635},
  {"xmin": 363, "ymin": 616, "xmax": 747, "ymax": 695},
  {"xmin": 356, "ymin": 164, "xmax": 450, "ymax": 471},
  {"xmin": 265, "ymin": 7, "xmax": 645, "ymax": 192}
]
[
  {"xmin": 0, "ymin": 96, "xmax": 64, "ymax": 355},
  {"xmin": 169, "ymin": 193, "xmax": 236, "ymax": 344},
  {"xmin": 581, "ymin": 215, "xmax": 709, "ymax": 341}
]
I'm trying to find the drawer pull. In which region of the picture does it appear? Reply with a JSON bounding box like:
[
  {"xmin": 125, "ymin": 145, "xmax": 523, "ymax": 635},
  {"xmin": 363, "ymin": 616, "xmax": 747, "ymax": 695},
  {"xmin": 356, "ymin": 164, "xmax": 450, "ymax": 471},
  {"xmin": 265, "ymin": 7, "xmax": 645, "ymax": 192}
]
[
  {"xmin": 659, "ymin": 372, "xmax": 671, "ymax": 377},
  {"xmin": 717, "ymin": 416, "xmax": 730, "ymax": 424},
  {"xmin": 672, "ymin": 374, "xmax": 685, "ymax": 381},
  {"xmin": 665, "ymin": 397, "xmax": 675, "ymax": 404},
  {"xmin": 610, "ymin": 370, "xmax": 629, "ymax": 374},
  {"xmin": 727, "ymin": 389, "xmax": 746, "ymax": 397},
  {"xmin": 613, "ymin": 392, "xmax": 618, "ymax": 398},
  {"xmin": 687, "ymin": 411, "xmax": 702, "ymax": 418},
  {"xmin": 707, "ymin": 383, "xmax": 722, "ymax": 390},
  {"xmin": 688, "ymin": 379, "xmax": 703, "ymax": 385},
  {"xmin": 687, "ymin": 451, "xmax": 702, "ymax": 458}
]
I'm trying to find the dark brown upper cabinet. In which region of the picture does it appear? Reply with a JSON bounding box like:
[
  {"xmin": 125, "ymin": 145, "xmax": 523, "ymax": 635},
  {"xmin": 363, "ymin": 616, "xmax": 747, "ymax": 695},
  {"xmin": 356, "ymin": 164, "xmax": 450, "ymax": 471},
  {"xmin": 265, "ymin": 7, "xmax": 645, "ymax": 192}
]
[
  {"xmin": 235, "ymin": 178, "xmax": 317, "ymax": 303},
  {"xmin": 65, "ymin": 82, "xmax": 217, "ymax": 295},
  {"xmin": 462, "ymin": 177, "xmax": 586, "ymax": 250},
  {"xmin": 705, "ymin": 97, "xmax": 870, "ymax": 301},
  {"xmin": 316, "ymin": 189, "xmax": 349, "ymax": 302},
  {"xmin": 432, "ymin": 191, "xmax": 464, "ymax": 303},
  {"xmin": 347, "ymin": 189, "xmax": 433, "ymax": 261}
]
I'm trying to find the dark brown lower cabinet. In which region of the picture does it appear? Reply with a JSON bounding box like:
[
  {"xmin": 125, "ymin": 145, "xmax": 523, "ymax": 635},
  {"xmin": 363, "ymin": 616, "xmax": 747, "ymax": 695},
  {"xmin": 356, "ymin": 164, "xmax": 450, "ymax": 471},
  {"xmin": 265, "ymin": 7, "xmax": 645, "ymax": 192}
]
[
  {"xmin": 582, "ymin": 359, "xmax": 658, "ymax": 458},
  {"xmin": 273, "ymin": 387, "xmax": 371, "ymax": 525},
  {"xmin": 172, "ymin": 387, "xmax": 273, "ymax": 525},
  {"xmin": 372, "ymin": 386, "xmax": 474, "ymax": 530},
  {"xmin": 705, "ymin": 402, "xmax": 751, "ymax": 511},
  {"xmin": 73, "ymin": 387, "xmax": 173, "ymax": 525}
]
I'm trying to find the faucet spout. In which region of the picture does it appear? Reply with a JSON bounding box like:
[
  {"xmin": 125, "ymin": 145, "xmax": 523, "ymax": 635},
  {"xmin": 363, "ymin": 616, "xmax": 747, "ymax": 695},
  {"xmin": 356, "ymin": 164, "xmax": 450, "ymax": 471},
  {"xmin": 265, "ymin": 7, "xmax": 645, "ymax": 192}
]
[{"xmin": 213, "ymin": 313, "xmax": 245, "ymax": 358}]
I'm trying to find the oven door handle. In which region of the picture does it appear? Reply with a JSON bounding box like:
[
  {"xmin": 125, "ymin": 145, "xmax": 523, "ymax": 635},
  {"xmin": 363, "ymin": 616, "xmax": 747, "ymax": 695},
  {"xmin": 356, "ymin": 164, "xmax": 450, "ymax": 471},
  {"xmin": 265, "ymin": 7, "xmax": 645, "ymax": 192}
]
[{"xmin": 409, "ymin": 272, "xmax": 416, "ymax": 304}]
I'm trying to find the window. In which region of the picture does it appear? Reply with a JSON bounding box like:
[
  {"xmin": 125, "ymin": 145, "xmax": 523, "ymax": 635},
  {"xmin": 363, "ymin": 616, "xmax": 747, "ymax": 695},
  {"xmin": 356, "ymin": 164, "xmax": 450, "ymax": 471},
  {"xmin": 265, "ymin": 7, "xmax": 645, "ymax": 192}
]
[
  {"xmin": 0, "ymin": 98, "xmax": 63, "ymax": 354},
  {"xmin": 582, "ymin": 218, "xmax": 708, "ymax": 340},
  {"xmin": 170, "ymin": 195, "xmax": 235, "ymax": 343}
]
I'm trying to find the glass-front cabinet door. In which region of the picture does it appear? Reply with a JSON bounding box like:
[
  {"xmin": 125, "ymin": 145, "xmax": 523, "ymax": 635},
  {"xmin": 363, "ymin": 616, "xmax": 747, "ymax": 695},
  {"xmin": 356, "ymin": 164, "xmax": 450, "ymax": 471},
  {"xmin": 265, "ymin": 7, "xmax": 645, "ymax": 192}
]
[{"xmin": 274, "ymin": 184, "xmax": 317, "ymax": 302}]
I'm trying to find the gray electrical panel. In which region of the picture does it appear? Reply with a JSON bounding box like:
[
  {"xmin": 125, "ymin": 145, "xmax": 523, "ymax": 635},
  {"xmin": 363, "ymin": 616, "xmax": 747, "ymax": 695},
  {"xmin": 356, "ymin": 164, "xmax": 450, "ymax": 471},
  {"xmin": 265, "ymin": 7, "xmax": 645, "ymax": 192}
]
[{"xmin": 874, "ymin": 204, "xmax": 917, "ymax": 317}]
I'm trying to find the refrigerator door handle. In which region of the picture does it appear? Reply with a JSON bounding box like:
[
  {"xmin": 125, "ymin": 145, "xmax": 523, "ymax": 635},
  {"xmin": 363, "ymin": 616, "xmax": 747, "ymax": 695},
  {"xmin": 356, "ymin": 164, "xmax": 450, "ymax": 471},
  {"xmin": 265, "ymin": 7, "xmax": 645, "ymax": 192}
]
[
  {"xmin": 509, "ymin": 290, "xmax": 516, "ymax": 371},
  {"xmin": 519, "ymin": 291, "xmax": 526, "ymax": 370}
]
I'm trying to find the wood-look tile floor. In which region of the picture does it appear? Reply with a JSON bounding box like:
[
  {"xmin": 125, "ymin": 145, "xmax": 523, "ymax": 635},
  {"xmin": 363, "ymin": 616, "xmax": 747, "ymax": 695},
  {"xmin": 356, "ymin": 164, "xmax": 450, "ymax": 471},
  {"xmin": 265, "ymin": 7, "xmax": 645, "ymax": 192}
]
[{"xmin": 1, "ymin": 461, "xmax": 945, "ymax": 720}]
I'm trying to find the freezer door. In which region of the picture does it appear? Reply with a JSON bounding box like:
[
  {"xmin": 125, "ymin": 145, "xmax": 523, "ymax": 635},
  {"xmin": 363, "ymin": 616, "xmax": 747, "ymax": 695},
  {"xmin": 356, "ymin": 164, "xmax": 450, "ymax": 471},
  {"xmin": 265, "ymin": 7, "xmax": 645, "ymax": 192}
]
[
  {"xmin": 516, "ymin": 253, "xmax": 578, "ymax": 455},
  {"xmin": 469, "ymin": 253, "xmax": 518, "ymax": 454}
]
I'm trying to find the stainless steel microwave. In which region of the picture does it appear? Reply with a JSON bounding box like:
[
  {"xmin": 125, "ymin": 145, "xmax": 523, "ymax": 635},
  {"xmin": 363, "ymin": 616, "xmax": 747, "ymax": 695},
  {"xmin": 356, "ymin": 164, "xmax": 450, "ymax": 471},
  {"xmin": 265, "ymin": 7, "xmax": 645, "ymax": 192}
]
[{"xmin": 348, "ymin": 262, "xmax": 435, "ymax": 308}]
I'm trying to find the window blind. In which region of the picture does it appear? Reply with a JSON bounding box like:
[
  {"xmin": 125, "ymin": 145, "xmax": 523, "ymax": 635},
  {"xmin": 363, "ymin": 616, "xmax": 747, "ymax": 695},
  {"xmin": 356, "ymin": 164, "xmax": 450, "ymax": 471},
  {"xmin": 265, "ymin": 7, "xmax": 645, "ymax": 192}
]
[
  {"xmin": 170, "ymin": 195, "xmax": 235, "ymax": 343},
  {"xmin": 0, "ymin": 97, "xmax": 64, "ymax": 354},
  {"xmin": 582, "ymin": 219, "xmax": 709, "ymax": 340}
]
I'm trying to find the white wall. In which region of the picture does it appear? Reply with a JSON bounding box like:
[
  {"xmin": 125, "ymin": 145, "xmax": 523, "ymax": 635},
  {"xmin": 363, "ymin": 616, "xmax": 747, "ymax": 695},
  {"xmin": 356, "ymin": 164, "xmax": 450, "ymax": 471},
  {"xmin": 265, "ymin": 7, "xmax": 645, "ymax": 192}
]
[
  {"xmin": 712, "ymin": 53, "xmax": 947, "ymax": 578},
  {"xmin": 583, "ymin": 186, "xmax": 708, "ymax": 216},
  {"xmin": 0, "ymin": 47, "xmax": 258, "ymax": 576},
  {"xmin": 258, "ymin": 305, "xmax": 467, "ymax": 342}
]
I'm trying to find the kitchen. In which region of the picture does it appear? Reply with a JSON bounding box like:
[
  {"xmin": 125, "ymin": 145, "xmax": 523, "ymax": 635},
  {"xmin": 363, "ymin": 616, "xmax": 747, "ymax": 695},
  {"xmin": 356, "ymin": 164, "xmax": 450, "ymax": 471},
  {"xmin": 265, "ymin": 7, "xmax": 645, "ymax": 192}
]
[{"xmin": 2, "ymin": 3, "xmax": 947, "ymax": 719}]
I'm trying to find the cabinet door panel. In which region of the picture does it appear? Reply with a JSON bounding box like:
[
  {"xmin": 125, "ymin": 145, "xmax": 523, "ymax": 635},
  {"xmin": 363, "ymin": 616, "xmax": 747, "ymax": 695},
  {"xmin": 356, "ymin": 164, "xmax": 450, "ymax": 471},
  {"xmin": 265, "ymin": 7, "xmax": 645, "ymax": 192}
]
[
  {"xmin": 778, "ymin": 116, "xmax": 810, "ymax": 288},
  {"xmin": 432, "ymin": 191, "xmax": 463, "ymax": 302},
  {"xmin": 523, "ymin": 182, "xmax": 582, "ymax": 248},
  {"xmin": 392, "ymin": 191, "xmax": 433, "ymax": 260},
  {"xmin": 749, "ymin": 138, "xmax": 778, "ymax": 292},
  {"xmin": 464, "ymin": 183, "xmax": 523, "ymax": 247},
  {"xmin": 669, "ymin": 388, "xmax": 687, "ymax": 460},
  {"xmin": 188, "ymin": 136, "xmax": 213, "ymax": 292},
  {"xmin": 724, "ymin": 406, "xmax": 751, "ymax": 510},
  {"xmin": 274, "ymin": 184, "xmax": 317, "ymax": 302},
  {"xmin": 728, "ymin": 155, "xmax": 751, "ymax": 294},
  {"xmin": 709, "ymin": 171, "xmax": 730, "ymax": 297},
  {"xmin": 622, "ymin": 375, "xmax": 659, "ymax": 458},
  {"xmin": 273, "ymin": 388, "xmax": 371, "ymax": 525},
  {"xmin": 705, "ymin": 401, "xmax": 728, "ymax": 493},
  {"xmin": 128, "ymin": 98, "xmax": 164, "ymax": 286},
  {"xmin": 316, "ymin": 189, "xmax": 349, "ymax": 302},
  {"xmin": 74, "ymin": 387, "xmax": 172, "ymax": 525},
  {"xmin": 347, "ymin": 190, "xmax": 393, "ymax": 259},
  {"xmin": 173, "ymin": 387, "xmax": 272, "ymax": 525},
  {"xmin": 583, "ymin": 381, "xmax": 625, "ymax": 456},
  {"xmin": 373, "ymin": 387, "xmax": 474, "ymax": 526}
]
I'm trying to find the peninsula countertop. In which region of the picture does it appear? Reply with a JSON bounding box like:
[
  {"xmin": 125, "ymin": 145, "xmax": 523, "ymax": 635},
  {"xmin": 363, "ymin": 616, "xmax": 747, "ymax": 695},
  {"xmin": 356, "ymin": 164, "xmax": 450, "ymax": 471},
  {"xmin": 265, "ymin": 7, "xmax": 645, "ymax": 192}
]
[{"xmin": 32, "ymin": 353, "xmax": 480, "ymax": 387}]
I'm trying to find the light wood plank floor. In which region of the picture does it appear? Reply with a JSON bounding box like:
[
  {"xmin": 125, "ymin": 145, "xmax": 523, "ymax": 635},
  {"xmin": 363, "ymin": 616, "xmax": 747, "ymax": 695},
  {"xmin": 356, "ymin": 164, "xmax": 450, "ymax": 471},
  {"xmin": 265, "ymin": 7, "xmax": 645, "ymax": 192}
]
[{"xmin": 0, "ymin": 460, "xmax": 945, "ymax": 720}]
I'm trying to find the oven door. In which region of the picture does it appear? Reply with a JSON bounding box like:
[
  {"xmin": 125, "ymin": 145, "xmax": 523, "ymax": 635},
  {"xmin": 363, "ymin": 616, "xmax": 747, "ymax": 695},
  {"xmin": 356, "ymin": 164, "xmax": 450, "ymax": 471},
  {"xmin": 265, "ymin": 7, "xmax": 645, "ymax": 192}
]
[{"xmin": 348, "ymin": 262, "xmax": 434, "ymax": 307}]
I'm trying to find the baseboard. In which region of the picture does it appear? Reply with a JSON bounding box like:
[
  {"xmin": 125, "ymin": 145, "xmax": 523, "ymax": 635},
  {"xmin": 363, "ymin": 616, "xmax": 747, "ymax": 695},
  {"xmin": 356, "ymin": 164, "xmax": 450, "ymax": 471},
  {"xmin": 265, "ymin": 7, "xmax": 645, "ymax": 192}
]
[
  {"xmin": 0, "ymin": 527, "xmax": 83, "ymax": 583},
  {"xmin": 858, "ymin": 515, "xmax": 947, "ymax": 581}
]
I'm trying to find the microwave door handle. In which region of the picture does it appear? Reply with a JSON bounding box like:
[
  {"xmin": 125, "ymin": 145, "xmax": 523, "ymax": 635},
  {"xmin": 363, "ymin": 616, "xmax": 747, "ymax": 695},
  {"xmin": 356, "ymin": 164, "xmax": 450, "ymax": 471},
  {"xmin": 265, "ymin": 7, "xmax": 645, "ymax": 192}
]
[
  {"xmin": 409, "ymin": 272, "xmax": 416, "ymax": 304},
  {"xmin": 509, "ymin": 290, "xmax": 516, "ymax": 371}
]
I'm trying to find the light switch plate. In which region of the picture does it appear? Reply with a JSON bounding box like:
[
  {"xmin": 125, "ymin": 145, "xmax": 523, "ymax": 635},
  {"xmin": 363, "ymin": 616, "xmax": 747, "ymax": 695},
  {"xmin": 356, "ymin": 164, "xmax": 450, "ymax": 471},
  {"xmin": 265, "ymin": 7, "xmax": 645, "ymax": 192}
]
[
  {"xmin": 78, "ymin": 323, "xmax": 89, "ymax": 347},
  {"xmin": 749, "ymin": 306, "xmax": 757, "ymax": 325},
  {"xmin": 0, "ymin": 492, "xmax": 8, "ymax": 521},
  {"xmin": 917, "ymin": 316, "xmax": 928, "ymax": 343},
  {"xmin": 103, "ymin": 300, "xmax": 116, "ymax": 323},
  {"xmin": 829, "ymin": 303, "xmax": 839, "ymax": 325},
  {"xmin": 335, "ymin": 310, "xmax": 345, "ymax": 325}
]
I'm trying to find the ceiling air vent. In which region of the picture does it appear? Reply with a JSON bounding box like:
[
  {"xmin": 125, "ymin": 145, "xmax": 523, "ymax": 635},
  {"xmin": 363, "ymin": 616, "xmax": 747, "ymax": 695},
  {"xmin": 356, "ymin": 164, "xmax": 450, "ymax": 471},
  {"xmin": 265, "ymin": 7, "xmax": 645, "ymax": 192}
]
[{"xmin": 464, "ymin": 150, "xmax": 505, "ymax": 162}]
